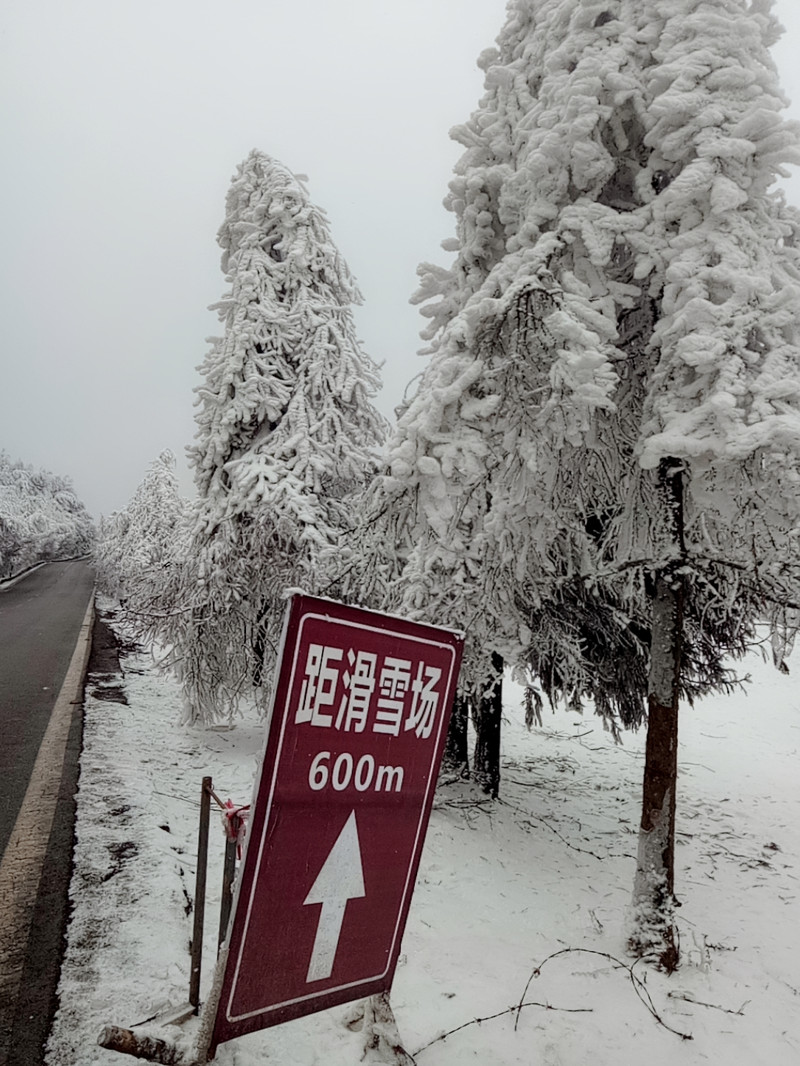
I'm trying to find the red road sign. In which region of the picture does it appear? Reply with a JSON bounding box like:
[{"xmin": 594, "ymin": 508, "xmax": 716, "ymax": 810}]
[{"xmin": 206, "ymin": 594, "xmax": 464, "ymax": 1052}]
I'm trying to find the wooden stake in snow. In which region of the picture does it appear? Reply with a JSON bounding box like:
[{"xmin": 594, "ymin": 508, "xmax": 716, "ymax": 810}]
[
  {"xmin": 189, "ymin": 777, "xmax": 212, "ymax": 1010},
  {"xmin": 218, "ymin": 834, "xmax": 236, "ymax": 950}
]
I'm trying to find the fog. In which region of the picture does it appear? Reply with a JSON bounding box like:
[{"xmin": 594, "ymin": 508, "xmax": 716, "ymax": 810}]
[{"xmin": 1, "ymin": 0, "xmax": 798, "ymax": 517}]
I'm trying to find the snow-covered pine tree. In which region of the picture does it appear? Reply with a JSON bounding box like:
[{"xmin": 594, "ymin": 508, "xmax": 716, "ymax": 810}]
[
  {"xmin": 360, "ymin": 0, "xmax": 800, "ymax": 965},
  {"xmin": 166, "ymin": 151, "xmax": 386, "ymax": 722},
  {"xmin": 93, "ymin": 450, "xmax": 188, "ymax": 606}
]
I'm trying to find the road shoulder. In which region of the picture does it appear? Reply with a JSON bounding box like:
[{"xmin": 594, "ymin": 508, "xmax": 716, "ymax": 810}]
[{"xmin": 0, "ymin": 595, "xmax": 94, "ymax": 1065}]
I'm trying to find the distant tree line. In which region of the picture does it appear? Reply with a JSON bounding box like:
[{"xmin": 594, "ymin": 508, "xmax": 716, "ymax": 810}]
[{"xmin": 0, "ymin": 452, "xmax": 95, "ymax": 579}]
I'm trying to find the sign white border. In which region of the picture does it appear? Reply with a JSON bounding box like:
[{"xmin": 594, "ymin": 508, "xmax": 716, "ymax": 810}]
[{"xmin": 225, "ymin": 609, "xmax": 459, "ymax": 1024}]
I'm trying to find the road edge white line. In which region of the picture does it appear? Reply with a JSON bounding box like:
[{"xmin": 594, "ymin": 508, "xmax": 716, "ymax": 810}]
[{"xmin": 0, "ymin": 590, "xmax": 95, "ymax": 1038}]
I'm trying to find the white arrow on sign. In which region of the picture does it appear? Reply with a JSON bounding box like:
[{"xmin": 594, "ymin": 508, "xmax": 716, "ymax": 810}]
[{"xmin": 303, "ymin": 809, "xmax": 366, "ymax": 983}]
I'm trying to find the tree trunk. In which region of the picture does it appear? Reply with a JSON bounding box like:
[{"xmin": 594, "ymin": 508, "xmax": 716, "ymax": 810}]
[
  {"xmin": 252, "ymin": 601, "xmax": 269, "ymax": 687},
  {"xmin": 441, "ymin": 694, "xmax": 470, "ymax": 779},
  {"xmin": 473, "ymin": 653, "xmax": 503, "ymax": 798},
  {"xmin": 629, "ymin": 461, "xmax": 685, "ymax": 971}
]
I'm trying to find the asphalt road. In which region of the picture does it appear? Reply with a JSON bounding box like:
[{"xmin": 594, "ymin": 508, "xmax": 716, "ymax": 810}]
[
  {"xmin": 0, "ymin": 560, "xmax": 94, "ymax": 1066},
  {"xmin": 0, "ymin": 561, "xmax": 94, "ymax": 858}
]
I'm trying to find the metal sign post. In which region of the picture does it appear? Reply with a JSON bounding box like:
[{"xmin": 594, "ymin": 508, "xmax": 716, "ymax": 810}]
[{"xmin": 200, "ymin": 594, "xmax": 463, "ymax": 1057}]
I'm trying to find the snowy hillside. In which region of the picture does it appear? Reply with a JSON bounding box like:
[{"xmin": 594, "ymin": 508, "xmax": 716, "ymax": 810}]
[{"xmin": 47, "ymin": 603, "xmax": 799, "ymax": 1065}]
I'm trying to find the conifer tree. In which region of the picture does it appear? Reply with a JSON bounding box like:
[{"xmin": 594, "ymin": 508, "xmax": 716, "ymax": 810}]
[
  {"xmin": 360, "ymin": 0, "xmax": 800, "ymax": 964},
  {"xmin": 93, "ymin": 450, "xmax": 188, "ymax": 605},
  {"xmin": 164, "ymin": 151, "xmax": 386, "ymax": 722}
]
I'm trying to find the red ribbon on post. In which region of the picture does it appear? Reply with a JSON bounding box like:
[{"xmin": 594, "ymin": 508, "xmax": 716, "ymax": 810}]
[{"xmin": 221, "ymin": 799, "xmax": 250, "ymax": 859}]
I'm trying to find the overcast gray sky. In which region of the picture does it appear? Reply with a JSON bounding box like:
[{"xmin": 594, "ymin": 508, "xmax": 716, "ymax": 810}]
[{"xmin": 1, "ymin": 0, "xmax": 799, "ymax": 518}]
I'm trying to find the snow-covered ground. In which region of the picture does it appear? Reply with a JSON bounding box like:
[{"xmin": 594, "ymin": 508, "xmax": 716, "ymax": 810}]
[{"xmin": 46, "ymin": 602, "xmax": 800, "ymax": 1065}]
